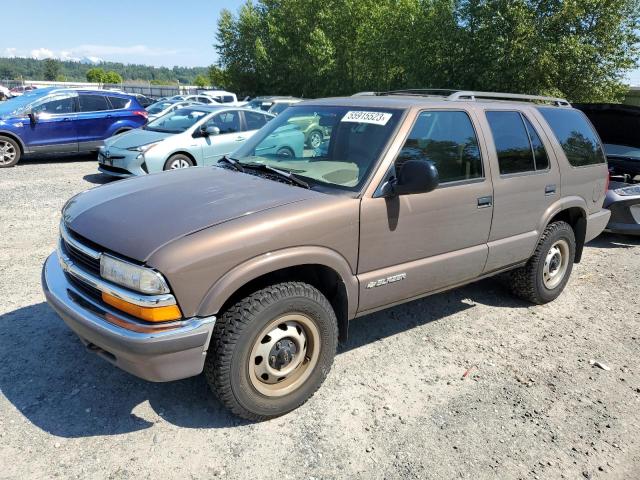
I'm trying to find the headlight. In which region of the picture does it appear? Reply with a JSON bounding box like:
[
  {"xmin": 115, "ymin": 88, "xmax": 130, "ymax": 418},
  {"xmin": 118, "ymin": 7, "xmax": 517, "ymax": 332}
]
[
  {"xmin": 614, "ymin": 184, "xmax": 640, "ymax": 196},
  {"xmin": 100, "ymin": 254, "xmax": 170, "ymax": 295},
  {"xmin": 127, "ymin": 142, "xmax": 159, "ymax": 153}
]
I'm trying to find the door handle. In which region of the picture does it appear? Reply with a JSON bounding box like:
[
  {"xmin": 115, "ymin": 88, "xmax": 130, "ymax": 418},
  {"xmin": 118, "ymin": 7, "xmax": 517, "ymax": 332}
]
[
  {"xmin": 61, "ymin": 117, "xmax": 71, "ymax": 122},
  {"xmin": 545, "ymin": 184, "xmax": 557, "ymax": 195},
  {"xmin": 235, "ymin": 136, "xmax": 246, "ymax": 142},
  {"xmin": 477, "ymin": 195, "xmax": 493, "ymax": 208}
]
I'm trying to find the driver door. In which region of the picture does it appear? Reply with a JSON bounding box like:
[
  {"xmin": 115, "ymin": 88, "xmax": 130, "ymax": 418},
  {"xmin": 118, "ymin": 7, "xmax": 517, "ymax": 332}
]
[
  {"xmin": 22, "ymin": 92, "xmax": 78, "ymax": 154},
  {"xmin": 200, "ymin": 110, "xmax": 243, "ymax": 165}
]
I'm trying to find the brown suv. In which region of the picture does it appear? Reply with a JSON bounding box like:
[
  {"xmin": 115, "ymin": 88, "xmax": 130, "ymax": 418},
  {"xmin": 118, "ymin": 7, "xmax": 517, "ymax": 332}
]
[{"xmin": 42, "ymin": 90, "xmax": 610, "ymax": 420}]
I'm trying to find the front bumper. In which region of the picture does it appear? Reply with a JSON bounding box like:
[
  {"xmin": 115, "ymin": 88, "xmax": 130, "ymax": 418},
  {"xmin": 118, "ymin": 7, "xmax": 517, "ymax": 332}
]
[
  {"xmin": 42, "ymin": 252, "xmax": 216, "ymax": 382},
  {"xmin": 98, "ymin": 148, "xmax": 147, "ymax": 177}
]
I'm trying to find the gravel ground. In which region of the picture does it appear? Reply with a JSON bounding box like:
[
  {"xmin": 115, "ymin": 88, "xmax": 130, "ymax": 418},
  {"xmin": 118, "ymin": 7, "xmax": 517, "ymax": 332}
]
[{"xmin": 1, "ymin": 157, "xmax": 639, "ymax": 480}]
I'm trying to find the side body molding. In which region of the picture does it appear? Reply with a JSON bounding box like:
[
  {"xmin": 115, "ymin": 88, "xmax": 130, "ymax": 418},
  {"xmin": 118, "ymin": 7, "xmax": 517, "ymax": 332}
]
[{"xmin": 196, "ymin": 246, "xmax": 359, "ymax": 319}]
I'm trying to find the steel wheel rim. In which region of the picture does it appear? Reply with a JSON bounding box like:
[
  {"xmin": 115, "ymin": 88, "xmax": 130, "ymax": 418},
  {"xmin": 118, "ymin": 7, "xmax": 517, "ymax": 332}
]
[
  {"xmin": 0, "ymin": 141, "xmax": 16, "ymax": 165},
  {"xmin": 170, "ymin": 158, "xmax": 190, "ymax": 169},
  {"xmin": 248, "ymin": 313, "xmax": 320, "ymax": 397},
  {"xmin": 543, "ymin": 239, "xmax": 569, "ymax": 289},
  {"xmin": 309, "ymin": 132, "xmax": 322, "ymax": 149}
]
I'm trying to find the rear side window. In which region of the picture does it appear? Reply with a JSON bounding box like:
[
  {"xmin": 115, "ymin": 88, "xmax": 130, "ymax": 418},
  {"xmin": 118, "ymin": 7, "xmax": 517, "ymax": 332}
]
[
  {"xmin": 222, "ymin": 95, "xmax": 234, "ymax": 103},
  {"xmin": 486, "ymin": 111, "xmax": 550, "ymax": 174},
  {"xmin": 244, "ymin": 111, "xmax": 268, "ymax": 130},
  {"xmin": 398, "ymin": 110, "xmax": 483, "ymax": 183},
  {"xmin": 108, "ymin": 96, "xmax": 132, "ymax": 109},
  {"xmin": 538, "ymin": 108, "xmax": 605, "ymax": 166},
  {"xmin": 79, "ymin": 94, "xmax": 110, "ymax": 112}
]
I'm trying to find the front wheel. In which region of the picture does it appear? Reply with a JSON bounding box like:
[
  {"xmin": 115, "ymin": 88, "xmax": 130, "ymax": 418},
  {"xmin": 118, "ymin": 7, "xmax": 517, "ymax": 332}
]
[
  {"xmin": 163, "ymin": 154, "xmax": 194, "ymax": 171},
  {"xmin": 0, "ymin": 136, "xmax": 21, "ymax": 168},
  {"xmin": 204, "ymin": 282, "xmax": 338, "ymax": 421},
  {"xmin": 306, "ymin": 130, "xmax": 323, "ymax": 149},
  {"xmin": 508, "ymin": 221, "xmax": 576, "ymax": 304}
]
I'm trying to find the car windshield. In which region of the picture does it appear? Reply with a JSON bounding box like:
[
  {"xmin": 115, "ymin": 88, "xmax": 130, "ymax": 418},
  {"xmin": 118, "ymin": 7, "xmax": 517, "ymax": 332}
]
[
  {"xmin": 270, "ymin": 103, "xmax": 291, "ymax": 115},
  {"xmin": 0, "ymin": 88, "xmax": 51, "ymax": 115},
  {"xmin": 146, "ymin": 101, "xmax": 175, "ymax": 114},
  {"xmin": 232, "ymin": 105, "xmax": 402, "ymax": 192},
  {"xmin": 145, "ymin": 107, "xmax": 209, "ymax": 133}
]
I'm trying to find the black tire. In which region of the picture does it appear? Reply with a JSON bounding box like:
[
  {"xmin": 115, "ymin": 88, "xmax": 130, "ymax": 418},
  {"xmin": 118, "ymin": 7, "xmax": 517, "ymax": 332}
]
[
  {"xmin": 276, "ymin": 146, "xmax": 295, "ymax": 158},
  {"xmin": 508, "ymin": 221, "xmax": 576, "ymax": 304},
  {"xmin": 163, "ymin": 154, "xmax": 194, "ymax": 171},
  {"xmin": 0, "ymin": 135, "xmax": 21, "ymax": 168},
  {"xmin": 204, "ymin": 282, "xmax": 338, "ymax": 421},
  {"xmin": 306, "ymin": 129, "xmax": 323, "ymax": 149}
]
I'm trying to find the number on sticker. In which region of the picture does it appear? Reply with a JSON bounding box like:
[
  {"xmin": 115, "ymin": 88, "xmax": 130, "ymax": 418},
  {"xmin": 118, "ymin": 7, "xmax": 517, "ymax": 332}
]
[{"xmin": 341, "ymin": 111, "xmax": 392, "ymax": 126}]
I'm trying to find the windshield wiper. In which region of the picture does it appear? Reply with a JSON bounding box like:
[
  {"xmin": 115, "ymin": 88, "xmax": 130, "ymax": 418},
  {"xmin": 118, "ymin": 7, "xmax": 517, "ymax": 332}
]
[
  {"xmin": 242, "ymin": 163, "xmax": 310, "ymax": 189},
  {"xmin": 217, "ymin": 155, "xmax": 244, "ymax": 172}
]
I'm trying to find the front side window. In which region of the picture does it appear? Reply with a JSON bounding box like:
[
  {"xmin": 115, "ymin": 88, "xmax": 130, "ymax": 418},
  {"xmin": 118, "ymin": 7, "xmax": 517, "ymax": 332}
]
[
  {"xmin": 32, "ymin": 94, "xmax": 77, "ymax": 115},
  {"xmin": 79, "ymin": 94, "xmax": 110, "ymax": 112},
  {"xmin": 144, "ymin": 108, "xmax": 209, "ymax": 133},
  {"xmin": 397, "ymin": 110, "xmax": 483, "ymax": 183},
  {"xmin": 244, "ymin": 110, "xmax": 268, "ymax": 130},
  {"xmin": 207, "ymin": 111, "xmax": 240, "ymax": 133},
  {"xmin": 232, "ymin": 105, "xmax": 402, "ymax": 192},
  {"xmin": 486, "ymin": 111, "xmax": 549, "ymax": 175},
  {"xmin": 538, "ymin": 107, "xmax": 605, "ymax": 167}
]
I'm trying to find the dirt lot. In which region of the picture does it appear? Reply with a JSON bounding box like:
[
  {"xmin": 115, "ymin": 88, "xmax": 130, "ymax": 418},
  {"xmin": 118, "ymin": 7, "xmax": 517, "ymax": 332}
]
[{"xmin": 1, "ymin": 157, "xmax": 639, "ymax": 480}]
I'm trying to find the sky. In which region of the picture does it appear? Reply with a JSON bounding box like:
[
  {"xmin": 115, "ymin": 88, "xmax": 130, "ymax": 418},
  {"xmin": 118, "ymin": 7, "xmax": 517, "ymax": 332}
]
[
  {"xmin": 0, "ymin": 0, "xmax": 246, "ymax": 68},
  {"xmin": 1, "ymin": 0, "xmax": 639, "ymax": 84}
]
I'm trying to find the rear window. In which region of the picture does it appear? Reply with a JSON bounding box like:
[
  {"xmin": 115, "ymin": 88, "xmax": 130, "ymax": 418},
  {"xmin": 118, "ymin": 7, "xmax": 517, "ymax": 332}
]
[
  {"xmin": 538, "ymin": 108, "xmax": 605, "ymax": 167},
  {"xmin": 108, "ymin": 96, "xmax": 132, "ymax": 109},
  {"xmin": 79, "ymin": 94, "xmax": 110, "ymax": 112}
]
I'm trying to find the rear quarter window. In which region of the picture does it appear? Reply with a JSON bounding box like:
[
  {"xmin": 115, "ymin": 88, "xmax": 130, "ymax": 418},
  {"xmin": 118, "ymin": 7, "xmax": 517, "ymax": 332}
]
[
  {"xmin": 538, "ymin": 108, "xmax": 605, "ymax": 167},
  {"xmin": 108, "ymin": 96, "xmax": 132, "ymax": 109}
]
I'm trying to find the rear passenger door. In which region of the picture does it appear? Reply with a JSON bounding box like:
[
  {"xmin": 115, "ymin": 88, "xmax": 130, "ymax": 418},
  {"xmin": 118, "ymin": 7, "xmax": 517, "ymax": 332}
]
[
  {"xmin": 358, "ymin": 109, "xmax": 494, "ymax": 313},
  {"xmin": 75, "ymin": 93, "xmax": 113, "ymax": 150},
  {"xmin": 480, "ymin": 109, "xmax": 560, "ymax": 271}
]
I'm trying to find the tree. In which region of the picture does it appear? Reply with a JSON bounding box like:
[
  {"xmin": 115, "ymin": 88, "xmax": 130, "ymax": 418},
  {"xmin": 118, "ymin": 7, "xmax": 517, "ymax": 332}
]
[
  {"xmin": 208, "ymin": 65, "xmax": 227, "ymax": 88},
  {"xmin": 86, "ymin": 67, "xmax": 106, "ymax": 83},
  {"xmin": 215, "ymin": 0, "xmax": 640, "ymax": 102},
  {"xmin": 103, "ymin": 71, "xmax": 123, "ymax": 84},
  {"xmin": 193, "ymin": 74, "xmax": 209, "ymax": 88},
  {"xmin": 43, "ymin": 58, "xmax": 60, "ymax": 81}
]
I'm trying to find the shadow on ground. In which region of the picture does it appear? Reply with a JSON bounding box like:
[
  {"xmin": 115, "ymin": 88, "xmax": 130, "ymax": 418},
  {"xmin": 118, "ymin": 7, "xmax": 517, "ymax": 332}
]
[
  {"xmin": 587, "ymin": 232, "xmax": 640, "ymax": 249},
  {"xmin": 18, "ymin": 153, "xmax": 97, "ymax": 166},
  {"xmin": 0, "ymin": 277, "xmax": 523, "ymax": 438}
]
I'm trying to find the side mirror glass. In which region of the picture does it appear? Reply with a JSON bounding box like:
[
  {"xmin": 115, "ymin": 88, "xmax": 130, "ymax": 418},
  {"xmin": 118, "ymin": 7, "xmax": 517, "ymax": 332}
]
[
  {"xmin": 383, "ymin": 159, "xmax": 439, "ymax": 197},
  {"xmin": 205, "ymin": 125, "xmax": 220, "ymax": 136}
]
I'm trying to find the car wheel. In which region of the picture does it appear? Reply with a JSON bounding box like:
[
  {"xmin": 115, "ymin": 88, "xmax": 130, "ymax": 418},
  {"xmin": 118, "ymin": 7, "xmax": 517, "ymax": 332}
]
[
  {"xmin": 508, "ymin": 221, "xmax": 576, "ymax": 304},
  {"xmin": 0, "ymin": 136, "xmax": 21, "ymax": 168},
  {"xmin": 306, "ymin": 130, "xmax": 323, "ymax": 149},
  {"xmin": 163, "ymin": 154, "xmax": 194, "ymax": 171},
  {"xmin": 276, "ymin": 146, "xmax": 295, "ymax": 158},
  {"xmin": 204, "ymin": 282, "xmax": 338, "ymax": 421}
]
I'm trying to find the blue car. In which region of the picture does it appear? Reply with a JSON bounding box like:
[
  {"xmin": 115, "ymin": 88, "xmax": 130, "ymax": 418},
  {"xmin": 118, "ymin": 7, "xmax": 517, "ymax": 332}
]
[{"xmin": 0, "ymin": 88, "xmax": 147, "ymax": 167}]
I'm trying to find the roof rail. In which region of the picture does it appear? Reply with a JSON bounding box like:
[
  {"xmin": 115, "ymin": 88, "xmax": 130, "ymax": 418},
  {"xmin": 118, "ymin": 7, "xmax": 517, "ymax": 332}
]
[{"xmin": 448, "ymin": 90, "xmax": 571, "ymax": 107}]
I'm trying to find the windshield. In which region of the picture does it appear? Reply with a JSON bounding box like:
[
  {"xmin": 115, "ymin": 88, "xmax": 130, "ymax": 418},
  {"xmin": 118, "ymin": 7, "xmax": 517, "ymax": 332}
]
[
  {"xmin": 232, "ymin": 105, "xmax": 402, "ymax": 192},
  {"xmin": 0, "ymin": 88, "xmax": 51, "ymax": 115},
  {"xmin": 146, "ymin": 101, "xmax": 174, "ymax": 114},
  {"xmin": 270, "ymin": 103, "xmax": 291, "ymax": 115},
  {"xmin": 145, "ymin": 108, "xmax": 209, "ymax": 133}
]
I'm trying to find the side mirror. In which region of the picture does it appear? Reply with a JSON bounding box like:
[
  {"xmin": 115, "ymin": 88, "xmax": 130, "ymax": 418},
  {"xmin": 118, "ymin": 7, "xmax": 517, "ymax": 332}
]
[
  {"xmin": 199, "ymin": 125, "xmax": 220, "ymax": 137},
  {"xmin": 381, "ymin": 160, "xmax": 439, "ymax": 197},
  {"xmin": 27, "ymin": 109, "xmax": 38, "ymax": 124}
]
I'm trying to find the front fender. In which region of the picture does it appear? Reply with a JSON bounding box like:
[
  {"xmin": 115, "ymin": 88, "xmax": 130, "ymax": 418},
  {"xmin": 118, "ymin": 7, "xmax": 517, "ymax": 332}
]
[{"xmin": 196, "ymin": 246, "xmax": 359, "ymax": 318}]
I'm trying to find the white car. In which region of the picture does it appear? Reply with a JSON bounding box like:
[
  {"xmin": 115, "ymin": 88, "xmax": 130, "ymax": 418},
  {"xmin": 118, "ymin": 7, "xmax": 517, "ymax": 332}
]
[
  {"xmin": 0, "ymin": 85, "xmax": 10, "ymax": 100},
  {"xmin": 268, "ymin": 98, "xmax": 303, "ymax": 115},
  {"xmin": 198, "ymin": 90, "xmax": 245, "ymax": 106},
  {"xmin": 146, "ymin": 99, "xmax": 204, "ymax": 122}
]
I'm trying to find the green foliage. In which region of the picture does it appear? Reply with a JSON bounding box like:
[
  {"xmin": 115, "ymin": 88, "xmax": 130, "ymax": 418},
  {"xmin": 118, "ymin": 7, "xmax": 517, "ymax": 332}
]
[
  {"xmin": 215, "ymin": 0, "xmax": 640, "ymax": 102},
  {"xmin": 86, "ymin": 67, "xmax": 106, "ymax": 83},
  {"xmin": 208, "ymin": 65, "xmax": 228, "ymax": 88},
  {"xmin": 194, "ymin": 74, "xmax": 209, "ymax": 88},
  {"xmin": 0, "ymin": 57, "xmax": 210, "ymax": 85},
  {"xmin": 43, "ymin": 58, "xmax": 60, "ymax": 81},
  {"xmin": 103, "ymin": 71, "xmax": 123, "ymax": 84}
]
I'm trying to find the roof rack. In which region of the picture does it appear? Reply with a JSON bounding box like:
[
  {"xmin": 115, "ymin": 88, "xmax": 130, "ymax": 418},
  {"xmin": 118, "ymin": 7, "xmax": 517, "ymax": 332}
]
[{"xmin": 356, "ymin": 89, "xmax": 570, "ymax": 107}]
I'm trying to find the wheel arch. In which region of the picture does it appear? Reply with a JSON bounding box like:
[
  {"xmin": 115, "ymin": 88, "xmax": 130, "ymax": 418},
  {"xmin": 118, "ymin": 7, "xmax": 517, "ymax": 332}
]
[
  {"xmin": 538, "ymin": 197, "xmax": 588, "ymax": 263},
  {"xmin": 197, "ymin": 247, "xmax": 359, "ymax": 343},
  {"xmin": 167, "ymin": 150, "xmax": 198, "ymax": 166},
  {"xmin": 0, "ymin": 130, "xmax": 26, "ymax": 155}
]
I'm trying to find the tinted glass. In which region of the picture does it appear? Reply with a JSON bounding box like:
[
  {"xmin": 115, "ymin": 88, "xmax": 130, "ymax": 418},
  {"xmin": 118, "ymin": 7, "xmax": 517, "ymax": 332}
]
[
  {"xmin": 232, "ymin": 106, "xmax": 401, "ymax": 192},
  {"xmin": 32, "ymin": 95, "xmax": 76, "ymax": 114},
  {"xmin": 270, "ymin": 103, "xmax": 290, "ymax": 115},
  {"xmin": 398, "ymin": 111, "xmax": 483, "ymax": 183},
  {"xmin": 245, "ymin": 110, "xmax": 268, "ymax": 130},
  {"xmin": 486, "ymin": 111, "xmax": 535, "ymax": 174},
  {"xmin": 523, "ymin": 115, "xmax": 549, "ymax": 170},
  {"xmin": 207, "ymin": 111, "xmax": 240, "ymax": 133},
  {"xmin": 108, "ymin": 96, "xmax": 131, "ymax": 109},
  {"xmin": 79, "ymin": 94, "xmax": 110, "ymax": 112},
  {"xmin": 223, "ymin": 96, "xmax": 234, "ymax": 103},
  {"xmin": 538, "ymin": 108, "xmax": 605, "ymax": 166}
]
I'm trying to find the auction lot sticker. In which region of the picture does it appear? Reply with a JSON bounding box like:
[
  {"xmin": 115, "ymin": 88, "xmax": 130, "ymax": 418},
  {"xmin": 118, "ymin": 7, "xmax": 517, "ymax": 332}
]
[{"xmin": 341, "ymin": 111, "xmax": 392, "ymax": 126}]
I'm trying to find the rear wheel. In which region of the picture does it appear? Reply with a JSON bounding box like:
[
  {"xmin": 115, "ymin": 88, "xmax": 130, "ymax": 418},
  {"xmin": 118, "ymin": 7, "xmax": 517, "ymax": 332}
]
[
  {"xmin": 0, "ymin": 136, "xmax": 20, "ymax": 168},
  {"xmin": 204, "ymin": 282, "xmax": 338, "ymax": 421},
  {"xmin": 306, "ymin": 129, "xmax": 323, "ymax": 149},
  {"xmin": 163, "ymin": 154, "xmax": 194, "ymax": 171},
  {"xmin": 276, "ymin": 146, "xmax": 295, "ymax": 158},
  {"xmin": 509, "ymin": 221, "xmax": 576, "ymax": 304}
]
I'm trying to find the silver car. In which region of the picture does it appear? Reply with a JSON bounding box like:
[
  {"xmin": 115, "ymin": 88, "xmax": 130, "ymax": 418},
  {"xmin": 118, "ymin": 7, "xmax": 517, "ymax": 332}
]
[
  {"xmin": 145, "ymin": 99, "xmax": 204, "ymax": 122},
  {"xmin": 98, "ymin": 105, "xmax": 302, "ymax": 177}
]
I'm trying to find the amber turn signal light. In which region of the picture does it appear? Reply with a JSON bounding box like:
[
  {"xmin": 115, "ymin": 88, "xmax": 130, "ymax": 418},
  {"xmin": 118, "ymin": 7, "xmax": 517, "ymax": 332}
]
[{"xmin": 102, "ymin": 293, "xmax": 182, "ymax": 322}]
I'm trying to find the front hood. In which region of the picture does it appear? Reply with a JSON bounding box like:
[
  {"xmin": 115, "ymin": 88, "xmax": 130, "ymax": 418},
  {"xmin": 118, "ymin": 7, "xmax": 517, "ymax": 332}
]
[
  {"xmin": 63, "ymin": 167, "xmax": 322, "ymax": 262},
  {"xmin": 105, "ymin": 128, "xmax": 170, "ymax": 149}
]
